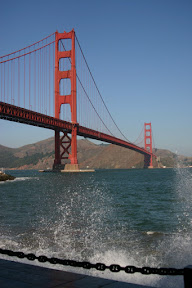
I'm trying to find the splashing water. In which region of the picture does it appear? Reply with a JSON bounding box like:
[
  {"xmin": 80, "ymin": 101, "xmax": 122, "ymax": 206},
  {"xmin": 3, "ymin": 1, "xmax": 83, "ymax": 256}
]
[{"xmin": 0, "ymin": 168, "xmax": 192, "ymax": 287}]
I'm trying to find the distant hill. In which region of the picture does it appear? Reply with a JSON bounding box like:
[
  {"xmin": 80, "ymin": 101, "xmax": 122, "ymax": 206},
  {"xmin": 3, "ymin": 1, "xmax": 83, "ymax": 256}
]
[{"xmin": 0, "ymin": 138, "xmax": 191, "ymax": 169}]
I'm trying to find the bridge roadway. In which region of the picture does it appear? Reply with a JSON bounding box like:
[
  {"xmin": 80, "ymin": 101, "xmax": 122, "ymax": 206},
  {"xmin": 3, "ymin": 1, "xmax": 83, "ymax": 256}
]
[{"xmin": 0, "ymin": 101, "xmax": 153, "ymax": 159}]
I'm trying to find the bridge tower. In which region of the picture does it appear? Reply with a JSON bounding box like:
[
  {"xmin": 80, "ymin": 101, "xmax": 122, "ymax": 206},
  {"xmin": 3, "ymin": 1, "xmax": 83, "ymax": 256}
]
[
  {"xmin": 53, "ymin": 29, "xmax": 79, "ymax": 171},
  {"xmin": 144, "ymin": 122, "xmax": 153, "ymax": 168}
]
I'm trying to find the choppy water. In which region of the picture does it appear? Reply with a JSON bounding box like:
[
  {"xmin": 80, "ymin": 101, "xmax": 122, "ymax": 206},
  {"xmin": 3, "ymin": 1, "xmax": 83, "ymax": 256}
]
[{"xmin": 0, "ymin": 168, "xmax": 192, "ymax": 287}]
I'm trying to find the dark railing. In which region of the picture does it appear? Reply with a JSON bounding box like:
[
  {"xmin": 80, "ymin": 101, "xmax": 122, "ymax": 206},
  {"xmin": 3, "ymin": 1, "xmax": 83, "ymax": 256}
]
[{"xmin": 0, "ymin": 248, "xmax": 191, "ymax": 287}]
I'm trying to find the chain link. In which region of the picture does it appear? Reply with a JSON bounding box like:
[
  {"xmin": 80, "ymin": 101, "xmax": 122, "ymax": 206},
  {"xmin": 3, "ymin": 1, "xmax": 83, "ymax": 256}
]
[{"xmin": 0, "ymin": 248, "xmax": 184, "ymax": 276}]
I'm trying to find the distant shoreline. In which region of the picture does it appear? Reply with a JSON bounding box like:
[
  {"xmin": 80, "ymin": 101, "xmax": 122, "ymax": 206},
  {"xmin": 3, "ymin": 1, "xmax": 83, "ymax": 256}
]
[{"xmin": 1, "ymin": 166, "xmax": 192, "ymax": 172}]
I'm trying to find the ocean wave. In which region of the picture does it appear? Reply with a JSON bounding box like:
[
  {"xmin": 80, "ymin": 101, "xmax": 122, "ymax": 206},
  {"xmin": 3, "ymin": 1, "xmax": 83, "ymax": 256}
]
[{"xmin": 0, "ymin": 177, "xmax": 39, "ymax": 184}]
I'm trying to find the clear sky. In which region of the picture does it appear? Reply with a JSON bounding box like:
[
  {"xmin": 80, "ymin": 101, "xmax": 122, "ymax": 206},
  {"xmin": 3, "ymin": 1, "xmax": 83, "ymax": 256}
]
[{"xmin": 0, "ymin": 0, "xmax": 192, "ymax": 156}]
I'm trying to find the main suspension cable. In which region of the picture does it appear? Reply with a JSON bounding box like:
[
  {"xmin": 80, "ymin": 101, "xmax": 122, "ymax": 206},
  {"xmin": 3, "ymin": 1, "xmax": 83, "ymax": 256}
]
[{"xmin": 75, "ymin": 34, "xmax": 132, "ymax": 143}]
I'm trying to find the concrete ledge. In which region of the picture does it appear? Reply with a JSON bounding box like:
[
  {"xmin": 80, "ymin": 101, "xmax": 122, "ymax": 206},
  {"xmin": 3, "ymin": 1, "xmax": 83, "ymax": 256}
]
[
  {"xmin": 61, "ymin": 164, "xmax": 95, "ymax": 172},
  {"xmin": 0, "ymin": 259, "xmax": 154, "ymax": 288},
  {"xmin": 61, "ymin": 169, "xmax": 95, "ymax": 173},
  {"xmin": 39, "ymin": 169, "xmax": 95, "ymax": 173},
  {"xmin": 39, "ymin": 164, "xmax": 95, "ymax": 173}
]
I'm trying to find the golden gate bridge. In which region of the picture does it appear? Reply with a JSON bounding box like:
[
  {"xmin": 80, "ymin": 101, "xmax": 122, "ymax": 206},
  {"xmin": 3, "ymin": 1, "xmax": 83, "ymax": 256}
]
[{"xmin": 0, "ymin": 29, "xmax": 156, "ymax": 170}]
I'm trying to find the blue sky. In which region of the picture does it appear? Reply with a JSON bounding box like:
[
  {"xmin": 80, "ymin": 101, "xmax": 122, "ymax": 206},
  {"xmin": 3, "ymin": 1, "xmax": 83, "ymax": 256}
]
[{"xmin": 0, "ymin": 0, "xmax": 192, "ymax": 156}]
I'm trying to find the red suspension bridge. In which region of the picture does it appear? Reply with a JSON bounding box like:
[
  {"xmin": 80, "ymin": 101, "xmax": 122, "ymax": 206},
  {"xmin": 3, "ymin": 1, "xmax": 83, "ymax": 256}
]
[{"xmin": 0, "ymin": 29, "xmax": 155, "ymax": 170}]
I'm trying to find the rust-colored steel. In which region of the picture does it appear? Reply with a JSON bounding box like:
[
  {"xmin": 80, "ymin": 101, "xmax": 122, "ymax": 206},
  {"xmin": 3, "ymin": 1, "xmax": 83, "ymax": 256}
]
[
  {"xmin": 144, "ymin": 123, "xmax": 153, "ymax": 168},
  {"xmin": 60, "ymin": 132, "xmax": 71, "ymax": 160},
  {"xmin": 0, "ymin": 29, "xmax": 156, "ymax": 169},
  {"xmin": 0, "ymin": 102, "xmax": 155, "ymax": 167},
  {"xmin": 54, "ymin": 29, "xmax": 77, "ymax": 168},
  {"xmin": 0, "ymin": 102, "xmax": 73, "ymax": 131}
]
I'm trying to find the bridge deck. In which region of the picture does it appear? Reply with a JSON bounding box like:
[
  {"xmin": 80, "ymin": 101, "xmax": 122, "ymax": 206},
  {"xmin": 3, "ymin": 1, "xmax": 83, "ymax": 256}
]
[
  {"xmin": 0, "ymin": 259, "xmax": 154, "ymax": 288},
  {"xmin": 0, "ymin": 101, "xmax": 154, "ymax": 158}
]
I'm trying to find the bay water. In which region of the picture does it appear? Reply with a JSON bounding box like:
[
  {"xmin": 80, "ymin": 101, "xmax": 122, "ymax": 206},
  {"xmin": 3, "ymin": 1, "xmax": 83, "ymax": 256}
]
[{"xmin": 0, "ymin": 168, "xmax": 192, "ymax": 287}]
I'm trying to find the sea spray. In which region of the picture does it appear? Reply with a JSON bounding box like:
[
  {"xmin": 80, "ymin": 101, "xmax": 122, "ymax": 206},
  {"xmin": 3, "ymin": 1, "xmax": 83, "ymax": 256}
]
[{"xmin": 0, "ymin": 169, "xmax": 192, "ymax": 287}]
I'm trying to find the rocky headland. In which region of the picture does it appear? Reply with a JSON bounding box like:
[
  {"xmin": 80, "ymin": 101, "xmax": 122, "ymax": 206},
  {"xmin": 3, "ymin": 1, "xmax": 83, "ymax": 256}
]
[{"xmin": 0, "ymin": 171, "xmax": 15, "ymax": 182}]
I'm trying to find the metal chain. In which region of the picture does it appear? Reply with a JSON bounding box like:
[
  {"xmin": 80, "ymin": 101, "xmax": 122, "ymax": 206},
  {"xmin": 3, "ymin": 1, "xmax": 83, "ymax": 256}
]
[{"xmin": 0, "ymin": 248, "xmax": 184, "ymax": 276}]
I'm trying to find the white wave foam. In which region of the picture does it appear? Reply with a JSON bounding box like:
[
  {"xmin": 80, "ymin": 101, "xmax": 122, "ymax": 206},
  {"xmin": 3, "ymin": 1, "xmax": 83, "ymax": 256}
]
[
  {"xmin": 15, "ymin": 177, "xmax": 38, "ymax": 181},
  {"xmin": 0, "ymin": 230, "xmax": 188, "ymax": 288},
  {"xmin": 0, "ymin": 177, "xmax": 39, "ymax": 184},
  {"xmin": 146, "ymin": 231, "xmax": 155, "ymax": 235}
]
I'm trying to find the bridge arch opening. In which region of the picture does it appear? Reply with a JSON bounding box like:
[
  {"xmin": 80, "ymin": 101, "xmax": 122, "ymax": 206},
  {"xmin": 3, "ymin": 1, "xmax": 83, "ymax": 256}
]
[
  {"xmin": 59, "ymin": 58, "xmax": 71, "ymax": 71},
  {"xmin": 59, "ymin": 78, "xmax": 71, "ymax": 96},
  {"xmin": 60, "ymin": 104, "xmax": 71, "ymax": 122},
  {"xmin": 58, "ymin": 39, "xmax": 71, "ymax": 52}
]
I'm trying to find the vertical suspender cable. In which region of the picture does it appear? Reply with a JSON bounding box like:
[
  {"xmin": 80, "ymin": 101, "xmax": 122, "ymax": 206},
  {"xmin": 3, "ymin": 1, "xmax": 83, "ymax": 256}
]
[
  {"xmin": 18, "ymin": 58, "xmax": 20, "ymax": 107},
  {"xmin": 13, "ymin": 58, "xmax": 15, "ymax": 105},
  {"xmin": 34, "ymin": 50, "xmax": 36, "ymax": 111},
  {"xmin": 0, "ymin": 63, "xmax": 1, "ymax": 101},
  {"xmin": 52, "ymin": 40, "xmax": 55, "ymax": 116},
  {"xmin": 4, "ymin": 63, "xmax": 5, "ymax": 102},
  {"xmin": 44, "ymin": 42, "xmax": 46, "ymax": 114},
  {"xmin": 11, "ymin": 58, "xmax": 12, "ymax": 104},
  {"xmin": 44, "ymin": 44, "xmax": 46, "ymax": 114},
  {"xmin": 29, "ymin": 54, "xmax": 32, "ymax": 110},
  {"xmin": 49, "ymin": 44, "xmax": 50, "ymax": 116},
  {"xmin": 0, "ymin": 33, "xmax": 55, "ymax": 114},
  {"xmin": 38, "ymin": 45, "xmax": 40, "ymax": 113},
  {"xmin": 24, "ymin": 53, "xmax": 25, "ymax": 108},
  {"xmin": 42, "ymin": 47, "xmax": 44, "ymax": 113},
  {"xmin": 8, "ymin": 57, "xmax": 10, "ymax": 103},
  {"xmin": 39, "ymin": 47, "xmax": 41, "ymax": 113}
]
